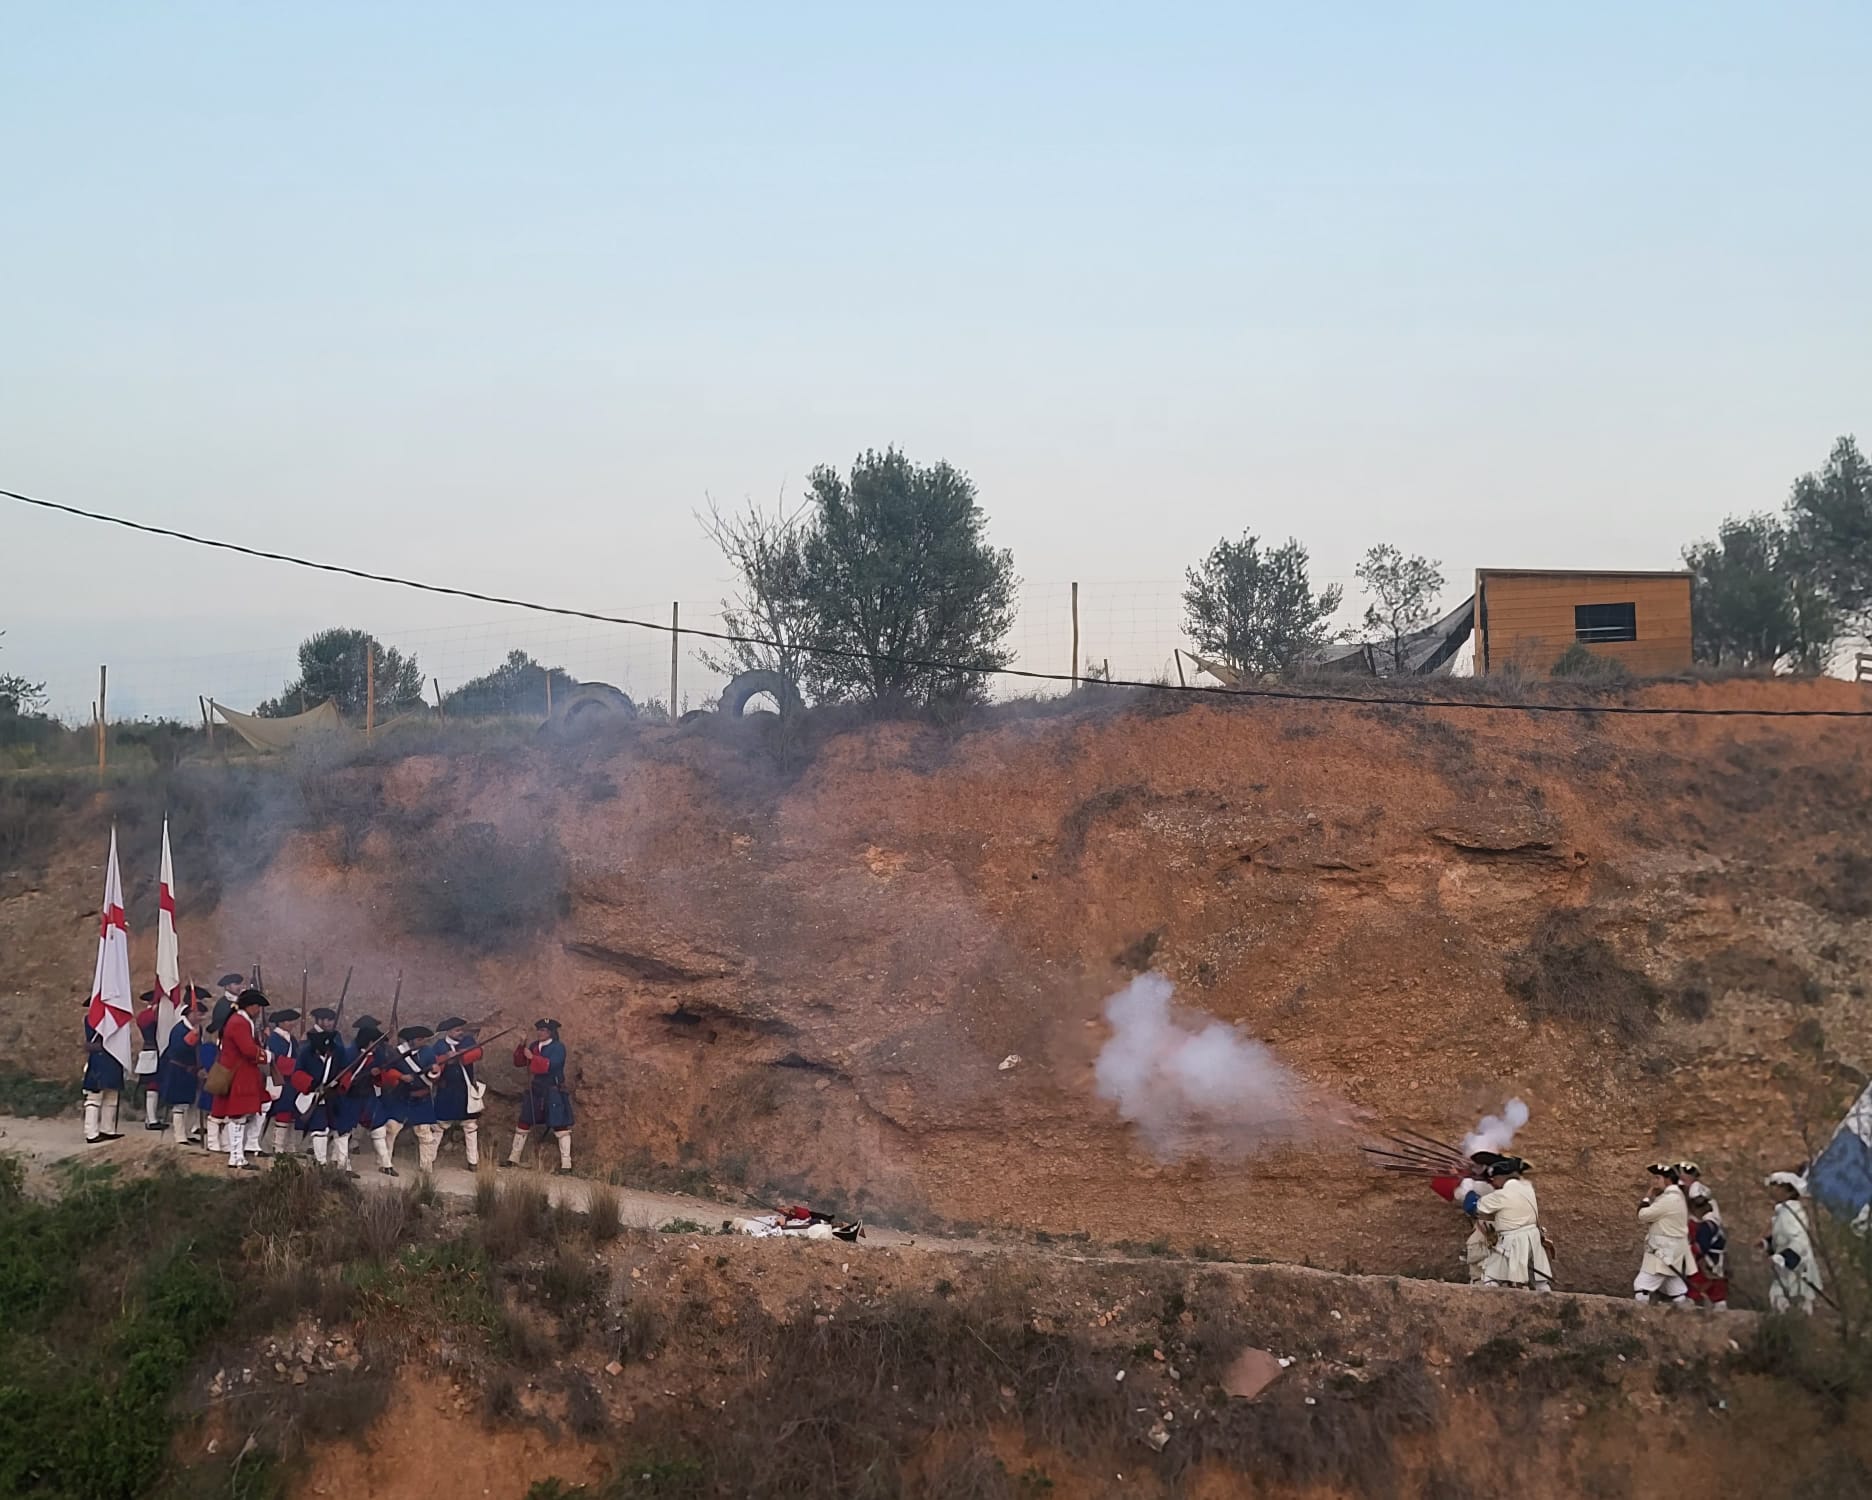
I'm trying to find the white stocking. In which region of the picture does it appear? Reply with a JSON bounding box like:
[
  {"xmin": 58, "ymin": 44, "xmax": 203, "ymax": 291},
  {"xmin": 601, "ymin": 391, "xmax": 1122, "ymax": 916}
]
[
  {"xmin": 102, "ymin": 1092, "xmax": 121, "ymax": 1134},
  {"xmin": 415, "ymin": 1123, "xmax": 441, "ymax": 1173},
  {"xmin": 555, "ymin": 1130, "xmax": 573, "ymax": 1170},
  {"xmin": 243, "ymin": 1115, "xmax": 264, "ymax": 1155},
  {"xmin": 463, "ymin": 1119, "xmax": 480, "ymax": 1167},
  {"xmin": 310, "ymin": 1131, "xmax": 330, "ymax": 1165},
  {"xmin": 83, "ymin": 1094, "xmax": 102, "ymax": 1141},
  {"xmin": 227, "ymin": 1116, "xmax": 249, "ymax": 1168},
  {"xmin": 171, "ymin": 1106, "xmax": 191, "ymax": 1145},
  {"xmin": 370, "ymin": 1126, "xmax": 394, "ymax": 1170},
  {"xmin": 334, "ymin": 1132, "xmax": 352, "ymax": 1171},
  {"xmin": 508, "ymin": 1127, "xmax": 530, "ymax": 1164},
  {"xmin": 145, "ymin": 1088, "xmax": 160, "ymax": 1125}
]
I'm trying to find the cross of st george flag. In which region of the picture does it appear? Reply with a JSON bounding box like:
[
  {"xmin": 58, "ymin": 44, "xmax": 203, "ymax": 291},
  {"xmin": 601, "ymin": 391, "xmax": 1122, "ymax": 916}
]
[
  {"xmin": 85, "ymin": 828, "xmax": 135, "ymax": 1073},
  {"xmin": 155, "ymin": 818, "xmax": 182, "ymax": 1043}
]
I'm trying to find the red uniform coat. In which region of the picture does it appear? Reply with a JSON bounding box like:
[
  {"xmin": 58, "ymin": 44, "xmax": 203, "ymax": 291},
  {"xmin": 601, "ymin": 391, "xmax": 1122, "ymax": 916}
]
[{"xmin": 211, "ymin": 1009, "xmax": 267, "ymax": 1118}]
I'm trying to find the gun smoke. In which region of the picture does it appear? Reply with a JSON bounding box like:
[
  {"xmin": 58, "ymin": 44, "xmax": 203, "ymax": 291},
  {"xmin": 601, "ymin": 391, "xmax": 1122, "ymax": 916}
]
[
  {"xmin": 1462, "ymin": 1097, "xmax": 1530, "ymax": 1155},
  {"xmin": 1093, "ymin": 972, "xmax": 1319, "ymax": 1160}
]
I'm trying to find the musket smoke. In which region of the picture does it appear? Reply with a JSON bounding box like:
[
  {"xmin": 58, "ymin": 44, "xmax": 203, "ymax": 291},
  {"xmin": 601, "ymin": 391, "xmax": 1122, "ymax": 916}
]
[
  {"xmin": 1093, "ymin": 972, "xmax": 1317, "ymax": 1160},
  {"xmin": 1462, "ymin": 1098, "xmax": 1530, "ymax": 1155}
]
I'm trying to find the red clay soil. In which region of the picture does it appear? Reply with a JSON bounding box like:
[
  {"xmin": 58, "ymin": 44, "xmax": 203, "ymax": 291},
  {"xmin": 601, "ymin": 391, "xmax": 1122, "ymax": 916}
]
[{"xmin": 7, "ymin": 679, "xmax": 1871, "ymax": 1295}]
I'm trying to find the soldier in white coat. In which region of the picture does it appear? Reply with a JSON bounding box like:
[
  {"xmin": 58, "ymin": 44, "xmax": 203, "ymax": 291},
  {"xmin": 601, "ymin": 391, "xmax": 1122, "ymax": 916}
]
[
  {"xmin": 1476, "ymin": 1157, "xmax": 1554, "ymax": 1290},
  {"xmin": 1634, "ymin": 1163, "xmax": 1696, "ymax": 1304},
  {"xmin": 1762, "ymin": 1171, "xmax": 1825, "ymax": 1314}
]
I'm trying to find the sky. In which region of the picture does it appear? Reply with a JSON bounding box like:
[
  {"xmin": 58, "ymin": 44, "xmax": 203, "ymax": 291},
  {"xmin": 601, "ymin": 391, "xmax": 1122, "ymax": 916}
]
[{"xmin": 3, "ymin": 3, "xmax": 1868, "ymax": 719}]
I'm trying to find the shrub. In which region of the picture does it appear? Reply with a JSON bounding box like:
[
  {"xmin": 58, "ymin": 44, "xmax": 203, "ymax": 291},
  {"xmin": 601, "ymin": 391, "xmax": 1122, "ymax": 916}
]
[
  {"xmin": 396, "ymin": 822, "xmax": 568, "ymax": 952},
  {"xmin": 1506, "ymin": 910, "xmax": 1661, "ymax": 1039},
  {"xmin": 479, "ymin": 1179, "xmax": 552, "ymax": 1262},
  {"xmin": 0, "ymin": 1068, "xmax": 75, "ymax": 1118}
]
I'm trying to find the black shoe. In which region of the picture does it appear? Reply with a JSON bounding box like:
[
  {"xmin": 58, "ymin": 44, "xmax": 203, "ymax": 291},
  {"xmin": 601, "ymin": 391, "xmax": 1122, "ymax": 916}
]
[
  {"xmin": 251, "ymin": 1149, "xmax": 271, "ymax": 1158},
  {"xmin": 556, "ymin": 1167, "xmax": 574, "ymax": 1176},
  {"xmin": 240, "ymin": 1163, "xmax": 261, "ymax": 1172},
  {"xmin": 96, "ymin": 1132, "xmax": 124, "ymax": 1142},
  {"xmin": 346, "ymin": 1169, "xmax": 361, "ymax": 1179},
  {"xmin": 144, "ymin": 1122, "xmax": 165, "ymax": 1131},
  {"xmin": 380, "ymin": 1167, "xmax": 399, "ymax": 1178},
  {"xmin": 84, "ymin": 1135, "xmax": 102, "ymax": 1145},
  {"xmin": 498, "ymin": 1159, "xmax": 515, "ymax": 1169}
]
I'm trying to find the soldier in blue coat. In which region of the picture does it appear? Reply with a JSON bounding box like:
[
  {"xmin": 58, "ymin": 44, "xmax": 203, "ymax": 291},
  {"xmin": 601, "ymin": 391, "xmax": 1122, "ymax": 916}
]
[
  {"xmin": 426, "ymin": 1017, "xmax": 486, "ymax": 1170},
  {"xmin": 158, "ymin": 994, "xmax": 209, "ymax": 1145},
  {"xmin": 502, "ymin": 1018, "xmax": 575, "ymax": 1175},
  {"xmin": 391, "ymin": 1027, "xmax": 440, "ymax": 1177},
  {"xmin": 288, "ymin": 1008, "xmax": 352, "ymax": 1169},
  {"xmin": 82, "ymin": 1021, "xmax": 126, "ymax": 1143},
  {"xmin": 259, "ymin": 1008, "xmax": 301, "ymax": 1157}
]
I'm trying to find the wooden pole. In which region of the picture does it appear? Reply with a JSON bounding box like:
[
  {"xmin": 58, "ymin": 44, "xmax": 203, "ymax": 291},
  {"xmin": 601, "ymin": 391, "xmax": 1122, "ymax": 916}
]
[
  {"xmin": 365, "ymin": 646, "xmax": 375, "ymax": 740},
  {"xmin": 1103, "ymin": 657, "xmax": 1110, "ymax": 683},
  {"xmin": 432, "ymin": 677, "xmax": 444, "ymax": 716},
  {"xmin": 670, "ymin": 602, "xmax": 680, "ymax": 720},
  {"xmin": 1070, "ymin": 582, "xmax": 1080, "ymax": 692},
  {"xmin": 199, "ymin": 694, "xmax": 213, "ymax": 747},
  {"xmin": 1174, "ymin": 650, "xmax": 1186, "ymax": 688},
  {"xmin": 544, "ymin": 667, "xmax": 554, "ymax": 720},
  {"xmin": 97, "ymin": 665, "xmax": 107, "ymax": 779}
]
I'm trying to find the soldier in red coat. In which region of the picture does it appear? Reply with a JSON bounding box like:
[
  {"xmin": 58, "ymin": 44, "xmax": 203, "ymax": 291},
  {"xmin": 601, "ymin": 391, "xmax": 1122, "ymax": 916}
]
[{"xmin": 211, "ymin": 989, "xmax": 269, "ymax": 1170}]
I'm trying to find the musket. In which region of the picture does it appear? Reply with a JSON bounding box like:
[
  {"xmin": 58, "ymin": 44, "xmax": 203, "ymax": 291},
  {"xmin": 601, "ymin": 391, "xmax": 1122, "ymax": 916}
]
[
  {"xmin": 332, "ymin": 966, "xmax": 353, "ymax": 1029},
  {"xmin": 388, "ymin": 972, "xmax": 402, "ymax": 1037},
  {"xmin": 300, "ymin": 968, "xmax": 309, "ymax": 1013},
  {"xmin": 426, "ymin": 1026, "xmax": 517, "ymax": 1075}
]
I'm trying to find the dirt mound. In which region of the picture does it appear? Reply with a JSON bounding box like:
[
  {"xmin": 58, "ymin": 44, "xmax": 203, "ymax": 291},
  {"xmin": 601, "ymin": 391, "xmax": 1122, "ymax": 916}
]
[{"xmin": 6, "ymin": 680, "xmax": 1871, "ymax": 1295}]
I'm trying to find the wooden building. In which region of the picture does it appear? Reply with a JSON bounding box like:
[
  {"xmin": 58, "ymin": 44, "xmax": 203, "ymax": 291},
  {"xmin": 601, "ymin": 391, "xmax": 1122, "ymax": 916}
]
[{"xmin": 1472, "ymin": 568, "xmax": 1693, "ymax": 676}]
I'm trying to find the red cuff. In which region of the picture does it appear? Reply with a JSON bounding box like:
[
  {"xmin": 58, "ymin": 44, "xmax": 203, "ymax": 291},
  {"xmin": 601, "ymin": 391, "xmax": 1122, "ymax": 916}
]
[
  {"xmin": 460, "ymin": 1047, "xmax": 484, "ymax": 1066},
  {"xmin": 512, "ymin": 1044, "xmax": 530, "ymax": 1067},
  {"xmin": 291, "ymin": 1071, "xmax": 314, "ymax": 1092},
  {"xmin": 529, "ymin": 1055, "xmax": 551, "ymax": 1075},
  {"xmin": 1430, "ymin": 1176, "xmax": 1459, "ymax": 1202}
]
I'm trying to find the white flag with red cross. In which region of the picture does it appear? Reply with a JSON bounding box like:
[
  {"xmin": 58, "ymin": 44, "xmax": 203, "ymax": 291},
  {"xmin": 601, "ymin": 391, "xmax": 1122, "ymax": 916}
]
[
  {"xmin": 154, "ymin": 819, "xmax": 182, "ymax": 1043},
  {"xmin": 85, "ymin": 827, "xmax": 136, "ymax": 1073}
]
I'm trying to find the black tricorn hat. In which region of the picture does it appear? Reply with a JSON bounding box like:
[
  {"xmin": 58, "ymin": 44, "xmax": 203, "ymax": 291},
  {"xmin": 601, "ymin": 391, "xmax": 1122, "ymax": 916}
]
[
  {"xmin": 218, "ymin": 972, "xmax": 247, "ymax": 988},
  {"xmin": 310, "ymin": 1007, "xmax": 339, "ymax": 1022},
  {"xmin": 398, "ymin": 1025, "xmax": 434, "ymax": 1042},
  {"xmin": 533, "ymin": 1017, "xmax": 561, "ymax": 1031},
  {"xmin": 1486, "ymin": 1156, "xmax": 1524, "ymax": 1177},
  {"xmin": 269, "ymin": 1008, "xmax": 302, "ymax": 1024},
  {"xmin": 352, "ymin": 1014, "xmax": 382, "ymax": 1032},
  {"xmin": 139, "ymin": 989, "xmax": 158, "ymax": 1003},
  {"xmin": 435, "ymin": 1016, "xmax": 468, "ymax": 1031},
  {"xmin": 1468, "ymin": 1149, "xmax": 1503, "ymax": 1168},
  {"xmin": 353, "ymin": 1023, "xmax": 384, "ymax": 1047},
  {"xmin": 236, "ymin": 988, "xmax": 268, "ymax": 1011}
]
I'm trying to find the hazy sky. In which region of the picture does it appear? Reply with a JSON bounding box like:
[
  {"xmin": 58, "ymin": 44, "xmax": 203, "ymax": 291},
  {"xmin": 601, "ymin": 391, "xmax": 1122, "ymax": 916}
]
[{"xmin": 4, "ymin": 3, "xmax": 1868, "ymax": 718}]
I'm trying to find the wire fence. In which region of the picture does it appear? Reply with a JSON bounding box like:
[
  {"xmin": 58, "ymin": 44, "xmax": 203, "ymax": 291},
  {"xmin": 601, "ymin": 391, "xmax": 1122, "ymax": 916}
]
[{"xmin": 39, "ymin": 581, "xmax": 1221, "ymax": 724}]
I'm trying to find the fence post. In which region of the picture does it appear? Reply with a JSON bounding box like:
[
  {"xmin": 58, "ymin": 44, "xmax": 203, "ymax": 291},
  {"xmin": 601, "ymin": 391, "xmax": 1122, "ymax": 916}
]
[
  {"xmin": 544, "ymin": 666, "xmax": 554, "ymax": 720},
  {"xmin": 200, "ymin": 695, "xmax": 215, "ymax": 752},
  {"xmin": 1174, "ymin": 649, "xmax": 1186, "ymax": 688},
  {"xmin": 365, "ymin": 647, "xmax": 375, "ymax": 740},
  {"xmin": 432, "ymin": 677, "xmax": 444, "ymax": 716},
  {"xmin": 97, "ymin": 665, "xmax": 107, "ymax": 779},
  {"xmin": 1070, "ymin": 582, "xmax": 1080, "ymax": 692},
  {"xmin": 670, "ymin": 602, "xmax": 680, "ymax": 721}
]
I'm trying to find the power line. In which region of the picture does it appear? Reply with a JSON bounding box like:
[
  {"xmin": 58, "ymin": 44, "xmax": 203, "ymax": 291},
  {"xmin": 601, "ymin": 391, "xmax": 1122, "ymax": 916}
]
[{"xmin": 6, "ymin": 483, "xmax": 1870, "ymax": 719}]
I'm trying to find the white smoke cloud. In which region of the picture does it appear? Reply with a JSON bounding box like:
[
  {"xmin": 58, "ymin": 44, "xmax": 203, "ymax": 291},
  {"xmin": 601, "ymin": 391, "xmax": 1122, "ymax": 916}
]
[
  {"xmin": 1462, "ymin": 1098, "xmax": 1530, "ymax": 1155},
  {"xmin": 1093, "ymin": 972, "xmax": 1318, "ymax": 1159}
]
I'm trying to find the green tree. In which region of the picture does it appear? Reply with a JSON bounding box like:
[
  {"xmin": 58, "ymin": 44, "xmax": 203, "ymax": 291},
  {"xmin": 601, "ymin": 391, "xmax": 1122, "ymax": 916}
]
[
  {"xmin": 442, "ymin": 649, "xmax": 579, "ymax": 717},
  {"xmin": 258, "ymin": 627, "xmax": 425, "ymax": 719},
  {"xmin": 1684, "ymin": 513, "xmax": 1839, "ymax": 672},
  {"xmin": 0, "ymin": 630, "xmax": 47, "ymax": 715},
  {"xmin": 1786, "ymin": 435, "xmax": 1872, "ymax": 626},
  {"xmin": 1180, "ymin": 533, "xmax": 1342, "ymax": 676},
  {"xmin": 792, "ymin": 449, "xmax": 1018, "ymax": 706},
  {"xmin": 1355, "ymin": 544, "xmax": 1446, "ymax": 674}
]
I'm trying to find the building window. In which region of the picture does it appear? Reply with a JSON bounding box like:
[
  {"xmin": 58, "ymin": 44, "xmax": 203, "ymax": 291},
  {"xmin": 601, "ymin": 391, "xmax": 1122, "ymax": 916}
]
[{"xmin": 1575, "ymin": 602, "xmax": 1637, "ymax": 643}]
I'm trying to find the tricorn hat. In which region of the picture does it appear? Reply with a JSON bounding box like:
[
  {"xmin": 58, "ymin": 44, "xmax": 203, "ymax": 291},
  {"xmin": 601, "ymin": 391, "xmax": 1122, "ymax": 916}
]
[
  {"xmin": 236, "ymin": 988, "xmax": 268, "ymax": 1011},
  {"xmin": 310, "ymin": 1007, "xmax": 339, "ymax": 1023},
  {"xmin": 218, "ymin": 972, "xmax": 247, "ymax": 988},
  {"xmin": 269, "ymin": 1008, "xmax": 301, "ymax": 1024},
  {"xmin": 533, "ymin": 1017, "xmax": 561, "ymax": 1032},
  {"xmin": 435, "ymin": 1016, "xmax": 468, "ymax": 1031},
  {"xmin": 398, "ymin": 1025, "xmax": 434, "ymax": 1043}
]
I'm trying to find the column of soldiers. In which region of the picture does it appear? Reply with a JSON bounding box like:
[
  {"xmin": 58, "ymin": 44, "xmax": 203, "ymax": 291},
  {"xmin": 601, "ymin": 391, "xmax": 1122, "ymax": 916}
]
[
  {"xmin": 1433, "ymin": 1151, "xmax": 1826, "ymax": 1312},
  {"xmin": 85, "ymin": 973, "xmax": 577, "ymax": 1178}
]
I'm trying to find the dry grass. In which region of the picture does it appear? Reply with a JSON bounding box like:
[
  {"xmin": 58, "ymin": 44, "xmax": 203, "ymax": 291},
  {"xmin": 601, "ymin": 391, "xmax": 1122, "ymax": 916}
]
[
  {"xmin": 478, "ymin": 1177, "xmax": 554, "ymax": 1261},
  {"xmin": 585, "ymin": 1181, "xmax": 624, "ymax": 1242}
]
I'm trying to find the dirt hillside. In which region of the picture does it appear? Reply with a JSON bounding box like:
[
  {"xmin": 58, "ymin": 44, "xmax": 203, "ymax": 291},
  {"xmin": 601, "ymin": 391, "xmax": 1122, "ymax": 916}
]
[{"xmin": 6, "ymin": 679, "xmax": 1870, "ymax": 1295}]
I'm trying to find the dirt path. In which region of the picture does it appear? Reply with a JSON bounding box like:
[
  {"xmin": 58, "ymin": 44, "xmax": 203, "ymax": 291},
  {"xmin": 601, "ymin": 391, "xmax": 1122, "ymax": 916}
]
[{"xmin": 0, "ymin": 1112, "xmax": 970, "ymax": 1250}]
